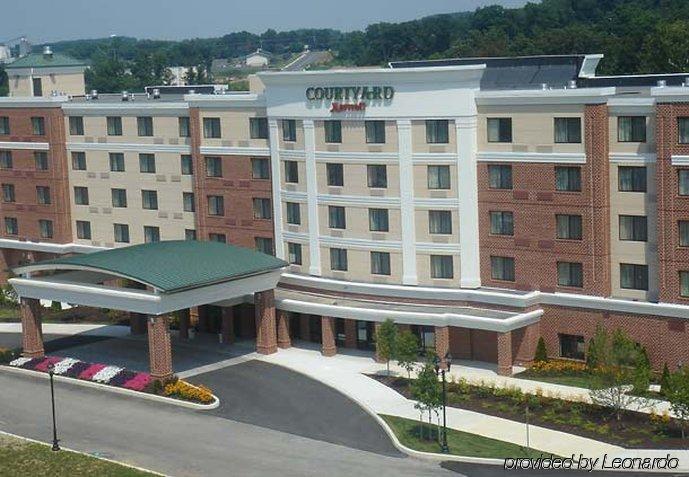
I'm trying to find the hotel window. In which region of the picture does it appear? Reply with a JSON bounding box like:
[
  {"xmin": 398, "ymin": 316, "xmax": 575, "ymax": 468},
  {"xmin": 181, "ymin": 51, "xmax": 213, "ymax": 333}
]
[
  {"xmin": 73, "ymin": 186, "xmax": 88, "ymax": 206},
  {"xmin": 33, "ymin": 78, "xmax": 42, "ymax": 96},
  {"xmin": 681, "ymin": 271, "xmax": 689, "ymax": 298},
  {"xmin": 107, "ymin": 117, "xmax": 123, "ymax": 136},
  {"xmin": 208, "ymin": 195, "xmax": 224, "ymax": 216},
  {"xmin": 678, "ymin": 117, "xmax": 689, "ymax": 144},
  {"xmin": 679, "ymin": 221, "xmax": 689, "ymax": 247},
  {"xmin": 369, "ymin": 208, "xmax": 389, "ymax": 232},
  {"xmin": 69, "ymin": 116, "xmax": 84, "ymax": 136},
  {"xmin": 71, "ymin": 152, "xmax": 86, "ymax": 171},
  {"xmin": 559, "ymin": 334, "xmax": 585, "ymax": 360},
  {"xmin": 178, "ymin": 116, "xmax": 191, "ymax": 138},
  {"xmin": 144, "ymin": 226, "xmax": 160, "ymax": 243},
  {"xmin": 555, "ymin": 166, "xmax": 581, "ymax": 192},
  {"xmin": 205, "ymin": 157, "xmax": 222, "ymax": 177},
  {"xmin": 491, "ymin": 256, "xmax": 515, "ymax": 281},
  {"xmin": 137, "ymin": 117, "xmax": 154, "ymax": 137},
  {"xmin": 141, "ymin": 190, "xmax": 158, "ymax": 210},
  {"xmin": 367, "ymin": 165, "xmax": 387, "ymax": 188},
  {"xmin": 618, "ymin": 116, "xmax": 646, "ymax": 142},
  {"xmin": 324, "ymin": 120, "xmax": 342, "ymax": 143},
  {"xmin": 329, "ymin": 206, "xmax": 346, "ymax": 229},
  {"xmin": 330, "ymin": 248, "xmax": 348, "ymax": 271},
  {"xmin": 431, "ymin": 255, "xmax": 454, "ymax": 279},
  {"xmin": 39, "ymin": 219, "xmax": 53, "ymax": 239},
  {"xmin": 554, "ymin": 117, "xmax": 581, "ymax": 143},
  {"xmin": 490, "ymin": 211, "xmax": 514, "ymax": 236},
  {"xmin": 327, "ymin": 163, "xmax": 344, "ymax": 186},
  {"xmin": 181, "ymin": 155, "xmax": 193, "ymax": 175},
  {"xmin": 365, "ymin": 121, "xmax": 386, "ymax": 144},
  {"xmin": 618, "ymin": 166, "xmax": 646, "ymax": 192},
  {"xmin": 249, "ymin": 117, "xmax": 268, "ymax": 139},
  {"xmin": 426, "ymin": 120, "xmax": 449, "ymax": 144},
  {"xmin": 427, "ymin": 165, "xmax": 450, "ymax": 190},
  {"xmin": 288, "ymin": 243, "xmax": 302, "ymax": 265},
  {"xmin": 34, "ymin": 152, "xmax": 48, "ymax": 171},
  {"xmin": 488, "ymin": 164, "xmax": 512, "ymax": 189},
  {"xmin": 210, "ymin": 233, "xmax": 227, "ymax": 243},
  {"xmin": 284, "ymin": 161, "xmax": 299, "ymax": 183},
  {"xmin": 371, "ymin": 251, "xmax": 391, "ymax": 275},
  {"xmin": 4, "ymin": 217, "xmax": 17, "ymax": 235},
  {"xmin": 109, "ymin": 153, "xmax": 125, "ymax": 172},
  {"xmin": 282, "ymin": 119, "xmax": 296, "ymax": 142},
  {"xmin": 183, "ymin": 192, "xmax": 195, "ymax": 212},
  {"xmin": 620, "ymin": 263, "xmax": 648, "ymax": 290},
  {"xmin": 679, "ymin": 170, "xmax": 689, "ymax": 196},
  {"xmin": 619, "ymin": 215, "xmax": 647, "ymax": 242},
  {"xmin": 185, "ymin": 229, "xmax": 197, "ymax": 241},
  {"xmin": 487, "ymin": 118, "xmax": 512, "ymax": 143},
  {"xmin": 2, "ymin": 184, "xmax": 14, "ymax": 202},
  {"xmin": 252, "ymin": 158, "xmax": 270, "ymax": 180},
  {"xmin": 0, "ymin": 117, "xmax": 9, "ymax": 135},
  {"xmin": 139, "ymin": 154, "xmax": 156, "ymax": 173},
  {"xmin": 254, "ymin": 198, "xmax": 272, "ymax": 220},
  {"xmin": 114, "ymin": 224, "xmax": 130, "ymax": 243},
  {"xmin": 111, "ymin": 189, "xmax": 127, "ymax": 208},
  {"xmin": 76, "ymin": 221, "xmax": 91, "ymax": 240},
  {"xmin": 255, "ymin": 237, "xmax": 274, "ymax": 255},
  {"xmin": 0, "ymin": 151, "xmax": 11, "ymax": 169},
  {"xmin": 556, "ymin": 214, "xmax": 583, "ymax": 240},
  {"xmin": 429, "ymin": 210, "xmax": 452, "ymax": 234},
  {"xmin": 37, "ymin": 186, "xmax": 52, "ymax": 205},
  {"xmin": 557, "ymin": 262, "xmax": 583, "ymax": 288},
  {"xmin": 31, "ymin": 117, "xmax": 45, "ymax": 135},
  {"xmin": 285, "ymin": 202, "xmax": 300, "ymax": 224}
]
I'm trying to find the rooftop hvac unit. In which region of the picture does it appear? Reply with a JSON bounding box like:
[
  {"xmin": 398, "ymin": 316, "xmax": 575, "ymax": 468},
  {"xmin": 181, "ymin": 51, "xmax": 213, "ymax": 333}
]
[
  {"xmin": 568, "ymin": 80, "xmax": 577, "ymax": 89},
  {"xmin": 121, "ymin": 91, "xmax": 129, "ymax": 101},
  {"xmin": 91, "ymin": 90, "xmax": 99, "ymax": 100},
  {"xmin": 152, "ymin": 88, "xmax": 161, "ymax": 99},
  {"xmin": 657, "ymin": 80, "xmax": 667, "ymax": 87}
]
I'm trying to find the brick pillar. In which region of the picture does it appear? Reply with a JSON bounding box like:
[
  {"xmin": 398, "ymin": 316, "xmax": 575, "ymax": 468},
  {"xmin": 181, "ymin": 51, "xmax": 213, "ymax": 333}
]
[
  {"xmin": 178, "ymin": 309, "xmax": 190, "ymax": 340},
  {"xmin": 277, "ymin": 310, "xmax": 291, "ymax": 349},
  {"xmin": 435, "ymin": 326, "xmax": 450, "ymax": 368},
  {"xmin": 130, "ymin": 312, "xmax": 147, "ymax": 335},
  {"xmin": 321, "ymin": 316, "xmax": 337, "ymax": 357},
  {"xmin": 344, "ymin": 319, "xmax": 357, "ymax": 348},
  {"xmin": 497, "ymin": 331, "xmax": 513, "ymax": 376},
  {"xmin": 374, "ymin": 322, "xmax": 385, "ymax": 363},
  {"xmin": 148, "ymin": 315, "xmax": 173, "ymax": 381},
  {"xmin": 221, "ymin": 307, "xmax": 235, "ymax": 344},
  {"xmin": 254, "ymin": 290, "xmax": 277, "ymax": 355},
  {"xmin": 299, "ymin": 314, "xmax": 310, "ymax": 341},
  {"xmin": 189, "ymin": 306, "xmax": 200, "ymax": 328},
  {"xmin": 20, "ymin": 298, "xmax": 44, "ymax": 358}
]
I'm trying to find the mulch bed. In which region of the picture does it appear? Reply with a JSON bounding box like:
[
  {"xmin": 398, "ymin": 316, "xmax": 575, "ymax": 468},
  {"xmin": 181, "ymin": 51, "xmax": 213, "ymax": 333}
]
[{"xmin": 369, "ymin": 374, "xmax": 687, "ymax": 449}]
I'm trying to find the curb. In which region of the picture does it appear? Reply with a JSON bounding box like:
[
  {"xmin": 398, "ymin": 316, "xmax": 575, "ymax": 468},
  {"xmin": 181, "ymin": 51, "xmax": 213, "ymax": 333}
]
[
  {"xmin": 0, "ymin": 365, "xmax": 219, "ymax": 410},
  {"xmin": 0, "ymin": 429, "xmax": 168, "ymax": 476}
]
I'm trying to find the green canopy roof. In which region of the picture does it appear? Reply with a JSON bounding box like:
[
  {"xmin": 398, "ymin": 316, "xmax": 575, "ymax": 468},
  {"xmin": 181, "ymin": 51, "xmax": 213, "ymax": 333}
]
[
  {"xmin": 14, "ymin": 240, "xmax": 286, "ymax": 293},
  {"xmin": 5, "ymin": 53, "xmax": 87, "ymax": 70}
]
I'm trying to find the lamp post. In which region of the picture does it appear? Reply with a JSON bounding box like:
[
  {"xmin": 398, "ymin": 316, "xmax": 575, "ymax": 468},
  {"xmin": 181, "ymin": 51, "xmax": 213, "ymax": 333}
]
[
  {"xmin": 433, "ymin": 352, "xmax": 452, "ymax": 454},
  {"xmin": 47, "ymin": 363, "xmax": 60, "ymax": 452}
]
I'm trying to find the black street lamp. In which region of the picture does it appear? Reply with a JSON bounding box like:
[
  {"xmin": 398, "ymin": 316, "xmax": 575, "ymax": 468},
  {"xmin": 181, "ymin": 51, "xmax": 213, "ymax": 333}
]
[
  {"xmin": 433, "ymin": 352, "xmax": 452, "ymax": 454},
  {"xmin": 47, "ymin": 363, "xmax": 60, "ymax": 452}
]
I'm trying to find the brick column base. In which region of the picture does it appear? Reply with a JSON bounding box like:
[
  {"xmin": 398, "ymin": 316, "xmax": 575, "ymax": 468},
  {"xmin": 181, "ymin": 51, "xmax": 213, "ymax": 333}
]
[
  {"xmin": 277, "ymin": 310, "xmax": 291, "ymax": 349},
  {"xmin": 221, "ymin": 307, "xmax": 235, "ymax": 344},
  {"xmin": 435, "ymin": 326, "xmax": 450, "ymax": 369},
  {"xmin": 344, "ymin": 319, "xmax": 357, "ymax": 348},
  {"xmin": 178, "ymin": 309, "xmax": 190, "ymax": 340},
  {"xmin": 255, "ymin": 290, "xmax": 277, "ymax": 354},
  {"xmin": 321, "ymin": 316, "xmax": 337, "ymax": 357},
  {"xmin": 497, "ymin": 331, "xmax": 513, "ymax": 376},
  {"xmin": 20, "ymin": 298, "xmax": 44, "ymax": 358},
  {"xmin": 148, "ymin": 315, "xmax": 173, "ymax": 381}
]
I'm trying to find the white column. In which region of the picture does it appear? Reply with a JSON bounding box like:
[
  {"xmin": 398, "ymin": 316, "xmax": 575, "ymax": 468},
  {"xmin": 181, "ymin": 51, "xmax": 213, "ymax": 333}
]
[
  {"xmin": 397, "ymin": 120, "xmax": 417, "ymax": 285},
  {"xmin": 303, "ymin": 120, "xmax": 321, "ymax": 276},
  {"xmin": 268, "ymin": 119, "xmax": 284, "ymax": 259},
  {"xmin": 456, "ymin": 116, "xmax": 481, "ymax": 289}
]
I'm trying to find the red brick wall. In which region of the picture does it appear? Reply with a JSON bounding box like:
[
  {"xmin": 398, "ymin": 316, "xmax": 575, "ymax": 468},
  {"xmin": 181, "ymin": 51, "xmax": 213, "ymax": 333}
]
[
  {"xmin": 655, "ymin": 103, "xmax": 689, "ymax": 304},
  {"xmin": 477, "ymin": 104, "xmax": 611, "ymax": 296}
]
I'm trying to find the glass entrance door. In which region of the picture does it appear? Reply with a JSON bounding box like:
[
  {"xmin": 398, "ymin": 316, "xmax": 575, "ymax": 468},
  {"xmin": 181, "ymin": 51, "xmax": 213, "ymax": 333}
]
[{"xmin": 356, "ymin": 321, "xmax": 375, "ymax": 350}]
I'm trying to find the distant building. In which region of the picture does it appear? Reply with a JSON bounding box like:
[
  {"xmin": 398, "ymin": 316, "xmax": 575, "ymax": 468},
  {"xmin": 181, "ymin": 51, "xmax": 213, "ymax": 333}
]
[
  {"xmin": 244, "ymin": 49, "xmax": 271, "ymax": 68},
  {"xmin": 0, "ymin": 45, "xmax": 10, "ymax": 63},
  {"xmin": 5, "ymin": 46, "xmax": 87, "ymax": 97}
]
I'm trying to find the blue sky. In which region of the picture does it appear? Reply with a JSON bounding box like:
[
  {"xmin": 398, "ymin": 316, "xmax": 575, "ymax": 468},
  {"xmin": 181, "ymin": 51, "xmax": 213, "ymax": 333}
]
[{"xmin": 1, "ymin": 0, "xmax": 529, "ymax": 43}]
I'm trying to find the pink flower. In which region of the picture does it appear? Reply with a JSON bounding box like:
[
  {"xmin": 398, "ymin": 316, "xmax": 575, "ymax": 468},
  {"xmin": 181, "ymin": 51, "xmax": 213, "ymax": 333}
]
[
  {"xmin": 34, "ymin": 356, "xmax": 63, "ymax": 372},
  {"xmin": 79, "ymin": 364, "xmax": 106, "ymax": 380},
  {"xmin": 123, "ymin": 373, "xmax": 151, "ymax": 391}
]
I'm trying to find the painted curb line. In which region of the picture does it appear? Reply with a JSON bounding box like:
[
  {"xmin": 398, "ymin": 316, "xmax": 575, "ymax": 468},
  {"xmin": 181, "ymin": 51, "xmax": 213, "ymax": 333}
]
[
  {"xmin": 0, "ymin": 365, "xmax": 219, "ymax": 410},
  {"xmin": 0, "ymin": 429, "xmax": 168, "ymax": 476}
]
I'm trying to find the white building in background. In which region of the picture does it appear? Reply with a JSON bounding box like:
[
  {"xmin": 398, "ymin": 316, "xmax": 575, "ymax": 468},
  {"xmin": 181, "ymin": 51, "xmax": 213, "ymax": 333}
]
[{"xmin": 245, "ymin": 49, "xmax": 271, "ymax": 68}]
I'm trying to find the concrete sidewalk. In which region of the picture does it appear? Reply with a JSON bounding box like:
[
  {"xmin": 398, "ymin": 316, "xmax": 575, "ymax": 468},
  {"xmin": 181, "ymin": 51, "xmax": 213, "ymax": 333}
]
[{"xmin": 0, "ymin": 322, "xmax": 130, "ymax": 338}]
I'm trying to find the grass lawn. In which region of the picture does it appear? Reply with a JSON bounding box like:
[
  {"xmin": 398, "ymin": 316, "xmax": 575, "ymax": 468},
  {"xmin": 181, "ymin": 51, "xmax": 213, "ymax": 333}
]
[
  {"xmin": 513, "ymin": 371, "xmax": 593, "ymax": 389},
  {"xmin": 380, "ymin": 414, "xmax": 554, "ymax": 459},
  {"xmin": 0, "ymin": 434, "xmax": 155, "ymax": 477}
]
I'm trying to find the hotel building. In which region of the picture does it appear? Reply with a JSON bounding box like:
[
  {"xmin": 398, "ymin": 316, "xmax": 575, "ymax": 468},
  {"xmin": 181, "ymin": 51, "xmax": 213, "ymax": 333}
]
[{"xmin": 2, "ymin": 50, "xmax": 689, "ymax": 374}]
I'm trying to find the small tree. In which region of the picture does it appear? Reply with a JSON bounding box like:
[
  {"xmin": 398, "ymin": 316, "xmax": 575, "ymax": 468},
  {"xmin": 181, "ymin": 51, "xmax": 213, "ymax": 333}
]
[
  {"xmin": 396, "ymin": 330, "xmax": 419, "ymax": 380},
  {"xmin": 411, "ymin": 359, "xmax": 442, "ymax": 441},
  {"xmin": 666, "ymin": 367, "xmax": 689, "ymax": 439},
  {"xmin": 375, "ymin": 319, "xmax": 398, "ymax": 375},
  {"xmin": 661, "ymin": 363, "xmax": 671, "ymax": 396},
  {"xmin": 534, "ymin": 337, "xmax": 548, "ymax": 363}
]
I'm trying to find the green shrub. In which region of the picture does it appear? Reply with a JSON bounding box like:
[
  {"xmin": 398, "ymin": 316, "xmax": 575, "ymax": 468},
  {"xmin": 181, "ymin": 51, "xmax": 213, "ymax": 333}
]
[
  {"xmin": 660, "ymin": 363, "xmax": 671, "ymax": 396},
  {"xmin": 534, "ymin": 337, "xmax": 548, "ymax": 363}
]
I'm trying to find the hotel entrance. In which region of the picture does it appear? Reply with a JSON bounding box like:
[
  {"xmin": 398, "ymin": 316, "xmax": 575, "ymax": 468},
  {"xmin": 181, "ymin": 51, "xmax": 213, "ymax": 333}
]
[
  {"xmin": 411, "ymin": 325, "xmax": 435, "ymax": 355},
  {"xmin": 356, "ymin": 321, "xmax": 375, "ymax": 351}
]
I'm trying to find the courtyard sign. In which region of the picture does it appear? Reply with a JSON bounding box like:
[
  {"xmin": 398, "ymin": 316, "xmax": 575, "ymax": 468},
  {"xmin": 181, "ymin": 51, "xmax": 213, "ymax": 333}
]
[{"xmin": 305, "ymin": 86, "xmax": 395, "ymax": 113}]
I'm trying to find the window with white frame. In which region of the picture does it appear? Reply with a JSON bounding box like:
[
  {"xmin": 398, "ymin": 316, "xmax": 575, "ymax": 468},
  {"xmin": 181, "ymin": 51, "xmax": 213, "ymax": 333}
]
[
  {"xmin": 368, "ymin": 208, "xmax": 389, "ymax": 232},
  {"xmin": 429, "ymin": 210, "xmax": 452, "ymax": 234},
  {"xmin": 430, "ymin": 255, "xmax": 453, "ymax": 279},
  {"xmin": 370, "ymin": 251, "xmax": 391, "ymax": 275},
  {"xmin": 427, "ymin": 165, "xmax": 450, "ymax": 189}
]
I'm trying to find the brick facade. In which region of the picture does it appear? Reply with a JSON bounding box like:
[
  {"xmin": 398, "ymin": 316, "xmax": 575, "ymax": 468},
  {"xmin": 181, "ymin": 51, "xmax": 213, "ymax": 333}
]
[
  {"xmin": 254, "ymin": 289, "xmax": 277, "ymax": 354},
  {"xmin": 276, "ymin": 309, "xmax": 291, "ymax": 348},
  {"xmin": 147, "ymin": 315, "xmax": 173, "ymax": 380},
  {"xmin": 321, "ymin": 316, "xmax": 337, "ymax": 356},
  {"xmin": 20, "ymin": 297, "xmax": 44, "ymax": 357}
]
